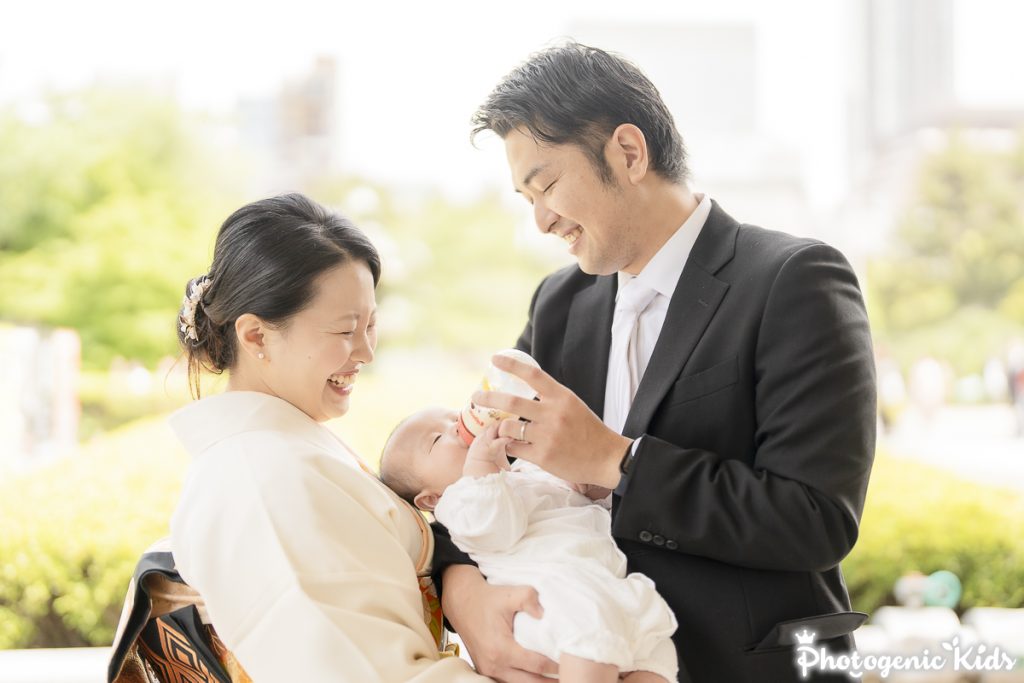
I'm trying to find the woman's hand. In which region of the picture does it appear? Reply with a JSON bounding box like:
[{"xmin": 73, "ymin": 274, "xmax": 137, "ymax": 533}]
[{"xmin": 441, "ymin": 565, "xmax": 557, "ymax": 682}]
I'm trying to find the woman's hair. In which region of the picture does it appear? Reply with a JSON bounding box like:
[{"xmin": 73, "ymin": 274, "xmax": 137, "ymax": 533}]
[
  {"xmin": 176, "ymin": 193, "xmax": 381, "ymax": 397},
  {"xmin": 471, "ymin": 41, "xmax": 689, "ymax": 185}
]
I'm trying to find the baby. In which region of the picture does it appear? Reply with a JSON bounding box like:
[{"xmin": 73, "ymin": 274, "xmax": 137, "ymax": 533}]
[{"xmin": 380, "ymin": 407, "xmax": 678, "ymax": 683}]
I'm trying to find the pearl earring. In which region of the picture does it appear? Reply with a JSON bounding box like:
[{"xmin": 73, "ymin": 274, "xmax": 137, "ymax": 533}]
[{"xmin": 258, "ymin": 352, "xmax": 265, "ymax": 360}]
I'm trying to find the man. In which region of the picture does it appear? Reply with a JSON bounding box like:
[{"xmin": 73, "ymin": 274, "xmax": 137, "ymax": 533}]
[{"xmin": 434, "ymin": 42, "xmax": 876, "ymax": 683}]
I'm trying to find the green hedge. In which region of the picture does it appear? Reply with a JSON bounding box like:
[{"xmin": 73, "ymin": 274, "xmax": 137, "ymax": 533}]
[
  {"xmin": 0, "ymin": 416, "xmax": 186, "ymax": 648},
  {"xmin": 77, "ymin": 368, "xmax": 193, "ymax": 440},
  {"xmin": 2, "ymin": 409, "xmax": 1022, "ymax": 648},
  {"xmin": 0, "ymin": 358, "xmax": 480, "ymax": 648},
  {"xmin": 842, "ymin": 454, "xmax": 1024, "ymax": 614}
]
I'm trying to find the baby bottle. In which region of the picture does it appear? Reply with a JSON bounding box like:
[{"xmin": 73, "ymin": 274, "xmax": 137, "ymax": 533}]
[{"xmin": 457, "ymin": 349, "xmax": 541, "ymax": 445}]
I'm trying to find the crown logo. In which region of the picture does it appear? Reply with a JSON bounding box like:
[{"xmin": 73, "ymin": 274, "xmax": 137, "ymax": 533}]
[{"xmin": 794, "ymin": 629, "xmax": 817, "ymax": 645}]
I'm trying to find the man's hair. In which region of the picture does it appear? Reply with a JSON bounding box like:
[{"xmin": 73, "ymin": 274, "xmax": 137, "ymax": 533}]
[{"xmin": 471, "ymin": 41, "xmax": 689, "ymax": 185}]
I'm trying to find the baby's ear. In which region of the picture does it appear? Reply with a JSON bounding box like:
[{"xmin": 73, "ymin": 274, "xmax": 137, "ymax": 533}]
[{"xmin": 414, "ymin": 491, "xmax": 439, "ymax": 512}]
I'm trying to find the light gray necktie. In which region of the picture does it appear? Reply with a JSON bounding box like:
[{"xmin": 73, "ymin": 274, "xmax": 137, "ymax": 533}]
[{"xmin": 606, "ymin": 278, "xmax": 658, "ymax": 434}]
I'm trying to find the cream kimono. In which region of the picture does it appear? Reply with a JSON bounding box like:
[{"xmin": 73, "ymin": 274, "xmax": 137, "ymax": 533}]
[{"xmin": 169, "ymin": 391, "xmax": 489, "ymax": 683}]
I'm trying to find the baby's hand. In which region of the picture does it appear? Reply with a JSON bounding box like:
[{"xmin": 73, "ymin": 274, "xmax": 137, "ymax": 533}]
[
  {"xmin": 463, "ymin": 424, "xmax": 512, "ymax": 478},
  {"xmin": 571, "ymin": 483, "xmax": 614, "ymax": 501}
]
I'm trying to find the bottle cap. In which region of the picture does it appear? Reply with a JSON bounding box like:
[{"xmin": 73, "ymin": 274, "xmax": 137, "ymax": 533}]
[{"xmin": 456, "ymin": 414, "xmax": 476, "ymax": 446}]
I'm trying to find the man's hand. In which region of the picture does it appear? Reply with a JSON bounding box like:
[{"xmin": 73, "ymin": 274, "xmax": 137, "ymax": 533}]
[
  {"xmin": 442, "ymin": 565, "xmax": 557, "ymax": 682},
  {"xmin": 473, "ymin": 353, "xmax": 632, "ymax": 489}
]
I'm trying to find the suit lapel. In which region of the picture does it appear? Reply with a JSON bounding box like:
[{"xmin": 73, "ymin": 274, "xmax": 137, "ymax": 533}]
[
  {"xmin": 561, "ymin": 275, "xmax": 616, "ymax": 416},
  {"xmin": 622, "ymin": 201, "xmax": 739, "ymax": 438}
]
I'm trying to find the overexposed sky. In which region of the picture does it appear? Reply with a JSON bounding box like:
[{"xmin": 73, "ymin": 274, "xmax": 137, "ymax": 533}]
[
  {"xmin": 2, "ymin": 0, "xmax": 1021, "ymax": 204},
  {"xmin": 0, "ymin": 0, "xmax": 796, "ymax": 196},
  {"xmin": 952, "ymin": 0, "xmax": 1024, "ymax": 106}
]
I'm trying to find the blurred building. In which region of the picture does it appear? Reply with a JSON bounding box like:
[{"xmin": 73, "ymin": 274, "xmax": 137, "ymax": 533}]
[
  {"xmin": 568, "ymin": 20, "xmax": 807, "ymax": 241},
  {"xmin": 865, "ymin": 0, "xmax": 1024, "ymax": 143},
  {"xmin": 863, "ymin": 0, "xmax": 957, "ymax": 147},
  {"xmin": 237, "ymin": 57, "xmax": 340, "ymax": 193},
  {"xmin": 848, "ymin": 0, "xmax": 1024, "ymax": 256},
  {"xmin": 563, "ymin": 2, "xmax": 1023, "ymax": 270}
]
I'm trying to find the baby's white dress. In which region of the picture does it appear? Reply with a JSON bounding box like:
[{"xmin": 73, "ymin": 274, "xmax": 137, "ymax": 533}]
[{"xmin": 434, "ymin": 460, "xmax": 679, "ymax": 681}]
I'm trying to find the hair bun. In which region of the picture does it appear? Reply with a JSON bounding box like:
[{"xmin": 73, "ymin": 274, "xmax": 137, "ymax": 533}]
[
  {"xmin": 177, "ymin": 193, "xmax": 381, "ymax": 398},
  {"xmin": 178, "ymin": 275, "xmax": 213, "ymax": 344}
]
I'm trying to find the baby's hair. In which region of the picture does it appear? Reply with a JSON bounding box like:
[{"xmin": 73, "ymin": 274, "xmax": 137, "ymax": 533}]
[{"xmin": 379, "ymin": 416, "xmax": 422, "ymax": 509}]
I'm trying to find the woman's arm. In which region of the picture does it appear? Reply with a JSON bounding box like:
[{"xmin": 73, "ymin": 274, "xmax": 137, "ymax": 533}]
[{"xmin": 171, "ymin": 432, "xmax": 491, "ymax": 683}]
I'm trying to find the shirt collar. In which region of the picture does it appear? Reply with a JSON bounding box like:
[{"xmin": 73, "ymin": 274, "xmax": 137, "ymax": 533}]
[
  {"xmin": 169, "ymin": 390, "xmax": 339, "ymax": 458},
  {"xmin": 617, "ymin": 192, "xmax": 712, "ymax": 299}
]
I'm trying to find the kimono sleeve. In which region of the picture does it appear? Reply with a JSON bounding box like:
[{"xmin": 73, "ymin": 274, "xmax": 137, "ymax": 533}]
[{"xmin": 171, "ymin": 432, "xmax": 491, "ymax": 683}]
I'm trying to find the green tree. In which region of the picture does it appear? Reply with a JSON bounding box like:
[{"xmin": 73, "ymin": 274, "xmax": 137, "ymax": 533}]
[
  {"xmin": 310, "ymin": 177, "xmax": 561, "ymax": 353},
  {"xmin": 869, "ymin": 131, "xmax": 1024, "ymax": 372},
  {"xmin": 0, "ymin": 87, "xmax": 563, "ymax": 369},
  {"xmin": 0, "ymin": 88, "xmax": 243, "ymax": 368}
]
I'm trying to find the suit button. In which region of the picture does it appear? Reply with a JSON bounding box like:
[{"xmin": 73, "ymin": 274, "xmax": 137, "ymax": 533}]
[
  {"xmin": 652, "ymin": 534, "xmax": 665, "ymax": 546},
  {"xmin": 666, "ymin": 540, "xmax": 678, "ymax": 550},
  {"xmin": 639, "ymin": 531, "xmax": 653, "ymax": 542}
]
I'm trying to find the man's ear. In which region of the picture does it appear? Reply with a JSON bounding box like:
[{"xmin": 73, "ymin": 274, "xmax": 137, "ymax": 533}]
[
  {"xmin": 235, "ymin": 313, "xmax": 268, "ymax": 361},
  {"xmin": 414, "ymin": 491, "xmax": 440, "ymax": 512},
  {"xmin": 608, "ymin": 123, "xmax": 650, "ymax": 185}
]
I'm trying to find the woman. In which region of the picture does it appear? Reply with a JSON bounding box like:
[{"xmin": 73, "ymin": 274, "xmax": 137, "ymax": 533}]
[{"xmin": 165, "ymin": 194, "xmax": 490, "ymax": 681}]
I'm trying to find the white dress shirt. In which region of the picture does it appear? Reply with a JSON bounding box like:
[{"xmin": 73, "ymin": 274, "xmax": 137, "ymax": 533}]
[{"xmin": 603, "ymin": 193, "xmax": 712, "ymax": 435}]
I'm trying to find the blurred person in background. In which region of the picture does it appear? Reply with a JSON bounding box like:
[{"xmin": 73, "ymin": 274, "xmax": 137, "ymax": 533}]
[
  {"xmin": 876, "ymin": 346, "xmax": 907, "ymax": 434},
  {"xmin": 983, "ymin": 355, "xmax": 1008, "ymax": 404},
  {"xmin": 433, "ymin": 42, "xmax": 877, "ymax": 683},
  {"xmin": 1008, "ymin": 340, "xmax": 1024, "ymax": 437},
  {"xmin": 908, "ymin": 356, "xmax": 947, "ymax": 424}
]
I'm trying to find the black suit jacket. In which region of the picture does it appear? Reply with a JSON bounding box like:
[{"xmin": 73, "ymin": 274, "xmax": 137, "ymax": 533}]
[{"xmin": 434, "ymin": 201, "xmax": 876, "ymax": 682}]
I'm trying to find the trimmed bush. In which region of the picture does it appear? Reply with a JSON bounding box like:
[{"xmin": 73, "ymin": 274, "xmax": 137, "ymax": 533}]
[
  {"xmin": 842, "ymin": 453, "xmax": 1024, "ymax": 614},
  {"xmin": 0, "ymin": 358, "xmax": 480, "ymax": 648},
  {"xmin": 0, "ymin": 416, "xmax": 186, "ymax": 648},
  {"xmin": 3, "ymin": 408, "xmax": 1022, "ymax": 648}
]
